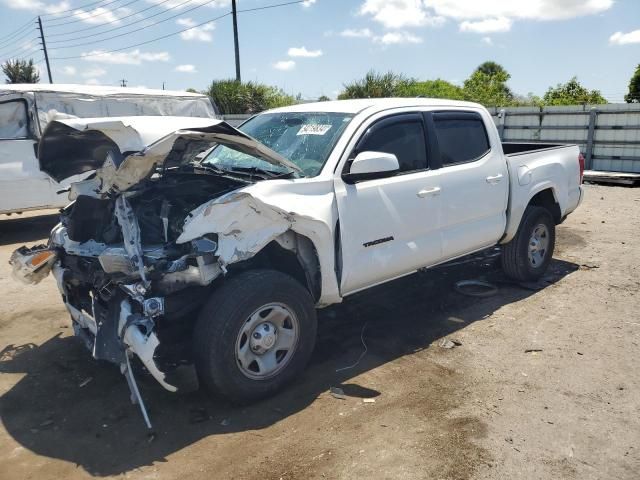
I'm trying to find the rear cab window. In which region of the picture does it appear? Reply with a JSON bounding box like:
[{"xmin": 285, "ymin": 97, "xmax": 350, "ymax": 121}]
[{"xmin": 432, "ymin": 111, "xmax": 490, "ymax": 166}]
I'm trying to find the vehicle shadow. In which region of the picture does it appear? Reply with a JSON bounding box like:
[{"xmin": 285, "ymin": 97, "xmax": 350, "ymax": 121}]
[
  {"xmin": 0, "ymin": 213, "xmax": 59, "ymax": 246},
  {"xmin": 0, "ymin": 251, "xmax": 579, "ymax": 476}
]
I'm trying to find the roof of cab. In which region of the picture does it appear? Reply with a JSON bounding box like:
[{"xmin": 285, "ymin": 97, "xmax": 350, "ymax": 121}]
[
  {"xmin": 0, "ymin": 83, "xmax": 207, "ymax": 98},
  {"xmin": 267, "ymin": 97, "xmax": 484, "ymax": 115}
]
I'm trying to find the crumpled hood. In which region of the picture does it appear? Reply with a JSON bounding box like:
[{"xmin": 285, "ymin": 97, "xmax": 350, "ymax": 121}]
[{"xmin": 39, "ymin": 116, "xmax": 300, "ymax": 188}]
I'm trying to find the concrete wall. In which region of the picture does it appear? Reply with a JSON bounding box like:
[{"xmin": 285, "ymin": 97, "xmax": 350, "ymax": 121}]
[{"xmin": 488, "ymin": 104, "xmax": 640, "ymax": 173}]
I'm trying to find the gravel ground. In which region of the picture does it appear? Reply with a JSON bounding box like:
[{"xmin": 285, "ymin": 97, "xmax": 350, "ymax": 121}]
[{"xmin": 0, "ymin": 183, "xmax": 638, "ymax": 480}]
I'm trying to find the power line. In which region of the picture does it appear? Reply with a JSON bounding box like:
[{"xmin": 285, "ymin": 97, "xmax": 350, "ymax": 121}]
[
  {"xmin": 45, "ymin": 0, "xmax": 143, "ymax": 28},
  {"xmin": 237, "ymin": 0, "xmax": 307, "ymax": 14},
  {"xmin": 41, "ymin": 0, "xmax": 122, "ymax": 17},
  {"xmin": 47, "ymin": 0, "xmax": 177, "ymax": 39},
  {"xmin": 0, "ymin": 24, "xmax": 38, "ymax": 50},
  {"xmin": 48, "ymin": 0, "xmax": 308, "ymax": 62},
  {"xmin": 50, "ymin": 11, "xmax": 232, "ymax": 60},
  {"xmin": 0, "ymin": 17, "xmax": 37, "ymax": 44},
  {"xmin": 0, "ymin": 41, "xmax": 41, "ymax": 61},
  {"xmin": 48, "ymin": 0, "xmax": 215, "ymax": 47}
]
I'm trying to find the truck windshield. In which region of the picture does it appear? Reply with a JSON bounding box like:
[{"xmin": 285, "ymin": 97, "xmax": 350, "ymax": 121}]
[{"xmin": 203, "ymin": 112, "xmax": 354, "ymax": 177}]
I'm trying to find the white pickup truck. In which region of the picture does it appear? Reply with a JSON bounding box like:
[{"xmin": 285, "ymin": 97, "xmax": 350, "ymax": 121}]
[
  {"xmin": 12, "ymin": 98, "xmax": 583, "ymax": 419},
  {"xmin": 0, "ymin": 84, "xmax": 216, "ymax": 215}
]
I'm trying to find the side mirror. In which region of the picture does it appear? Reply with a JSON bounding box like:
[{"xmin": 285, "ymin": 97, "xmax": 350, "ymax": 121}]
[{"xmin": 342, "ymin": 151, "xmax": 399, "ymax": 183}]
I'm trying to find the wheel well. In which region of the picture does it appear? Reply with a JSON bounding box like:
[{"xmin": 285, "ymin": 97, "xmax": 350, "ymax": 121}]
[
  {"xmin": 227, "ymin": 232, "xmax": 322, "ymax": 302},
  {"xmin": 529, "ymin": 189, "xmax": 561, "ymax": 224}
]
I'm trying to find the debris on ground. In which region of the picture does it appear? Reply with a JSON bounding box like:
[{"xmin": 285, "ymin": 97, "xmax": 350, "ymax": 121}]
[
  {"xmin": 220, "ymin": 418, "xmax": 231, "ymax": 426},
  {"xmin": 580, "ymin": 262, "xmax": 600, "ymax": 270},
  {"xmin": 439, "ymin": 338, "xmax": 462, "ymax": 349},
  {"xmin": 362, "ymin": 398, "xmax": 376, "ymax": 403},
  {"xmin": 454, "ymin": 280, "xmax": 498, "ymax": 297},
  {"xmin": 525, "ymin": 349, "xmax": 543, "ymax": 354},
  {"xmin": 78, "ymin": 377, "xmax": 93, "ymax": 388},
  {"xmin": 330, "ymin": 386, "xmax": 347, "ymax": 400}
]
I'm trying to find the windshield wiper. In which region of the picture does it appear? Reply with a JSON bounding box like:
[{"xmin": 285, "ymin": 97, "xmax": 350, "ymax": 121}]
[{"xmin": 221, "ymin": 165, "xmax": 299, "ymax": 179}]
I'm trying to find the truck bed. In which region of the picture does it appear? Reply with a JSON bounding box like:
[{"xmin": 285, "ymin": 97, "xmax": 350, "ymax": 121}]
[{"xmin": 502, "ymin": 142, "xmax": 573, "ymax": 156}]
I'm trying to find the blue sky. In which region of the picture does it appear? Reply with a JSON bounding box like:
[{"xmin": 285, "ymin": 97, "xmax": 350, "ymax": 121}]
[{"xmin": 1, "ymin": 0, "xmax": 639, "ymax": 101}]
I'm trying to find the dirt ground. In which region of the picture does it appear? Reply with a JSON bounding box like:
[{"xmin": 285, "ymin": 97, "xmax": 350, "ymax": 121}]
[{"xmin": 0, "ymin": 183, "xmax": 638, "ymax": 480}]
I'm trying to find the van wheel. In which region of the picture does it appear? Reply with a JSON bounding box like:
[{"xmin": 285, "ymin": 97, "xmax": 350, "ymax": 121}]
[
  {"xmin": 501, "ymin": 206, "xmax": 555, "ymax": 282},
  {"xmin": 193, "ymin": 269, "xmax": 317, "ymax": 404}
]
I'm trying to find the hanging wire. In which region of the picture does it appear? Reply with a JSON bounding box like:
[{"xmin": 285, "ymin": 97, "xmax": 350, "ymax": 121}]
[
  {"xmin": 48, "ymin": 0, "xmax": 218, "ymax": 47},
  {"xmin": 44, "ymin": 0, "xmax": 143, "ymax": 28}
]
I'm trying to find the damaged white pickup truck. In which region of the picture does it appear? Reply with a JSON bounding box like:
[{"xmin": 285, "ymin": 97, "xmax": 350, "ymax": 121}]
[{"xmin": 11, "ymin": 98, "xmax": 583, "ymax": 426}]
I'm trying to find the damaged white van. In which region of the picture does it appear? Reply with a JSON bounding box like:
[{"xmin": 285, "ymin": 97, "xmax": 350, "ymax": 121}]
[
  {"xmin": 12, "ymin": 98, "xmax": 583, "ymax": 425},
  {"xmin": 0, "ymin": 84, "xmax": 216, "ymax": 215}
]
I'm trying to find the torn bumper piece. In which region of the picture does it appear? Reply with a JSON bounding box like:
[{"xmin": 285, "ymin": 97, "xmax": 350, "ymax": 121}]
[{"xmin": 51, "ymin": 263, "xmax": 177, "ymax": 392}]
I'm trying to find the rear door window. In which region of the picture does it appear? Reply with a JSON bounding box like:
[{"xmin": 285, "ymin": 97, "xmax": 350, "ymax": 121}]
[
  {"xmin": 357, "ymin": 114, "xmax": 427, "ymax": 173},
  {"xmin": 433, "ymin": 112, "xmax": 490, "ymax": 166},
  {"xmin": 0, "ymin": 100, "xmax": 29, "ymax": 139}
]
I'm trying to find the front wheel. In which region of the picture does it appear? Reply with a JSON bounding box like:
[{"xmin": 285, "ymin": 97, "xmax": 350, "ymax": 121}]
[
  {"xmin": 501, "ymin": 206, "xmax": 556, "ymax": 282},
  {"xmin": 193, "ymin": 269, "xmax": 317, "ymax": 404}
]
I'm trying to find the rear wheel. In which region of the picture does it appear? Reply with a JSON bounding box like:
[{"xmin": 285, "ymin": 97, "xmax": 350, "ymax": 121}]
[
  {"xmin": 193, "ymin": 269, "xmax": 317, "ymax": 403},
  {"xmin": 501, "ymin": 206, "xmax": 555, "ymax": 282}
]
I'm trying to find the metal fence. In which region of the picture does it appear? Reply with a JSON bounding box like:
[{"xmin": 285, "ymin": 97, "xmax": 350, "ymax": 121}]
[
  {"xmin": 488, "ymin": 104, "xmax": 640, "ymax": 173},
  {"xmin": 222, "ymin": 104, "xmax": 640, "ymax": 174}
]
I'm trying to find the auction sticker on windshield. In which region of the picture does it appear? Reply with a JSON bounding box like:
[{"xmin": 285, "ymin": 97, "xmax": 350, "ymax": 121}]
[{"xmin": 297, "ymin": 124, "xmax": 332, "ymax": 136}]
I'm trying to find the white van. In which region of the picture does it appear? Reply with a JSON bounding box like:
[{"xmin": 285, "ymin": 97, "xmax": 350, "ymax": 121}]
[{"xmin": 0, "ymin": 84, "xmax": 217, "ymax": 215}]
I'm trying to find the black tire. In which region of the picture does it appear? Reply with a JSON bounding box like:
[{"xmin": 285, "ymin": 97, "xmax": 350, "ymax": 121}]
[
  {"xmin": 501, "ymin": 206, "xmax": 555, "ymax": 282},
  {"xmin": 193, "ymin": 269, "xmax": 317, "ymax": 404}
]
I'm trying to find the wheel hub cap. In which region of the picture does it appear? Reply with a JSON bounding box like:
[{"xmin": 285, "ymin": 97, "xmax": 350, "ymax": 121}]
[
  {"xmin": 528, "ymin": 223, "xmax": 549, "ymax": 267},
  {"xmin": 250, "ymin": 322, "xmax": 278, "ymax": 354},
  {"xmin": 235, "ymin": 303, "xmax": 299, "ymax": 380}
]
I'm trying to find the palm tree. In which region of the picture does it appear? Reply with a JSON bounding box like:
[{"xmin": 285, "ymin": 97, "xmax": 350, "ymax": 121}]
[{"xmin": 2, "ymin": 59, "xmax": 40, "ymax": 84}]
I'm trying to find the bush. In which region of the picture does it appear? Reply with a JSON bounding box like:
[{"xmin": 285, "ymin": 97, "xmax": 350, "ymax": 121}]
[{"xmin": 205, "ymin": 79, "xmax": 297, "ymax": 114}]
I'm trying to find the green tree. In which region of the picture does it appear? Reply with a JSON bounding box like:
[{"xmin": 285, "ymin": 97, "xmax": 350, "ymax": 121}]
[
  {"xmin": 463, "ymin": 71, "xmax": 513, "ymax": 106},
  {"xmin": 399, "ymin": 79, "xmax": 465, "ymax": 99},
  {"xmin": 2, "ymin": 59, "xmax": 40, "ymax": 84},
  {"xmin": 185, "ymin": 88, "xmax": 199, "ymax": 93},
  {"xmin": 462, "ymin": 61, "xmax": 513, "ymax": 106},
  {"xmin": 542, "ymin": 77, "xmax": 607, "ymax": 105},
  {"xmin": 625, "ymin": 64, "xmax": 640, "ymax": 103},
  {"xmin": 318, "ymin": 95, "xmax": 330, "ymax": 102},
  {"xmin": 205, "ymin": 79, "xmax": 296, "ymax": 114},
  {"xmin": 338, "ymin": 70, "xmax": 412, "ymax": 99}
]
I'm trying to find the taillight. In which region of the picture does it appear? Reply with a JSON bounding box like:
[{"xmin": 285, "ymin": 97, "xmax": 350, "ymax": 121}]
[{"xmin": 578, "ymin": 153, "xmax": 585, "ymax": 183}]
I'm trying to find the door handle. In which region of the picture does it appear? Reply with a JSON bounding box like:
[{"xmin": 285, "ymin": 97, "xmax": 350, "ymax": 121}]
[
  {"xmin": 417, "ymin": 187, "xmax": 441, "ymax": 198},
  {"xmin": 486, "ymin": 174, "xmax": 504, "ymax": 184}
]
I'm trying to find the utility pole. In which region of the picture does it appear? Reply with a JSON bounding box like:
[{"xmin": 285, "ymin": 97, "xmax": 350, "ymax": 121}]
[
  {"xmin": 120, "ymin": 79, "xmax": 127, "ymax": 87},
  {"xmin": 231, "ymin": 0, "xmax": 241, "ymax": 82},
  {"xmin": 37, "ymin": 16, "xmax": 53, "ymax": 84}
]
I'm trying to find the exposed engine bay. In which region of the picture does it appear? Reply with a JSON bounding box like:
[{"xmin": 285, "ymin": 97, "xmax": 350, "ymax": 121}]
[{"xmin": 9, "ymin": 117, "xmax": 328, "ymax": 428}]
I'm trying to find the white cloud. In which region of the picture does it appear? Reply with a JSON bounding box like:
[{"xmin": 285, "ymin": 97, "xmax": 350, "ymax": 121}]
[
  {"xmin": 482, "ymin": 36, "xmax": 493, "ymax": 45},
  {"xmin": 609, "ymin": 30, "xmax": 640, "ymax": 45},
  {"xmin": 175, "ymin": 64, "xmax": 197, "ymax": 73},
  {"xmin": 61, "ymin": 66, "xmax": 76, "ymax": 75},
  {"xmin": 359, "ymin": 0, "xmax": 613, "ymax": 31},
  {"xmin": 340, "ymin": 28, "xmax": 373, "ymax": 38},
  {"xmin": 301, "ymin": 0, "xmax": 316, "ymax": 7},
  {"xmin": 177, "ymin": 18, "xmax": 215, "ymax": 42},
  {"xmin": 80, "ymin": 49, "xmax": 170, "ymax": 65},
  {"xmin": 72, "ymin": 7, "xmax": 123, "ymax": 24},
  {"xmin": 422, "ymin": 0, "xmax": 613, "ymax": 20},
  {"xmin": 460, "ymin": 17, "xmax": 512, "ymax": 33},
  {"xmin": 374, "ymin": 31, "xmax": 422, "ymax": 45},
  {"xmin": 6, "ymin": 0, "xmax": 70, "ymax": 14},
  {"xmin": 82, "ymin": 67, "xmax": 106, "ymax": 78},
  {"xmin": 145, "ymin": 0, "xmax": 229, "ymax": 8},
  {"xmin": 273, "ymin": 60, "xmax": 296, "ymax": 71},
  {"xmin": 359, "ymin": 0, "xmax": 445, "ymax": 29},
  {"xmin": 287, "ymin": 46, "xmax": 323, "ymax": 58}
]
